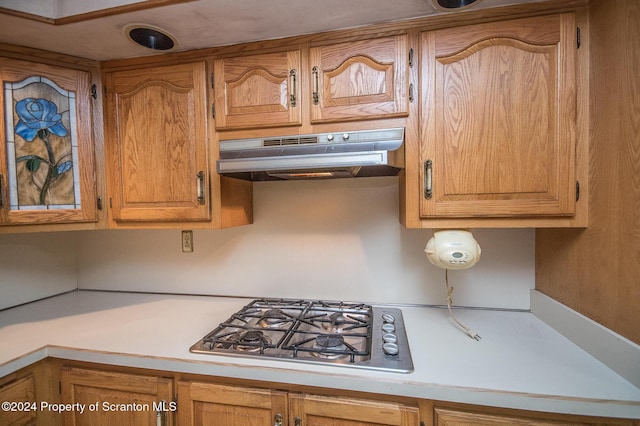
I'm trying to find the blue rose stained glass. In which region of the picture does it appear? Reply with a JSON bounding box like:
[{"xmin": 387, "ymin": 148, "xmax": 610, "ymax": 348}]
[{"xmin": 4, "ymin": 76, "xmax": 80, "ymax": 210}]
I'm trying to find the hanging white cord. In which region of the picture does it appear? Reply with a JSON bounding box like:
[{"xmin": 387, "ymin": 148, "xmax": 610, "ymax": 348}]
[{"xmin": 445, "ymin": 269, "xmax": 481, "ymax": 341}]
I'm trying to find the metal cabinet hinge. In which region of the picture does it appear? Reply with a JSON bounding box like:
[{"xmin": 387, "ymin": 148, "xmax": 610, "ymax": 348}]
[
  {"xmin": 97, "ymin": 196, "xmax": 103, "ymax": 211},
  {"xmin": 91, "ymin": 84, "xmax": 97, "ymax": 99},
  {"xmin": 577, "ymin": 27, "xmax": 581, "ymax": 49},
  {"xmin": 211, "ymin": 103, "xmax": 215, "ymax": 118},
  {"xmin": 576, "ymin": 180, "xmax": 580, "ymax": 202},
  {"xmin": 210, "ymin": 71, "xmax": 214, "ymax": 89},
  {"xmin": 409, "ymin": 83, "xmax": 414, "ymax": 103},
  {"xmin": 409, "ymin": 47, "xmax": 414, "ymax": 68}
]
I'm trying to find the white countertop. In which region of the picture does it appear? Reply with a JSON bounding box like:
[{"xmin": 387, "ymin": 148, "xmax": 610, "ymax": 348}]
[{"xmin": 1, "ymin": 290, "xmax": 639, "ymax": 419}]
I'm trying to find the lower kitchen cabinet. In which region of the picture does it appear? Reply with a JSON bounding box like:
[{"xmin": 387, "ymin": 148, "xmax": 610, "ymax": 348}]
[
  {"xmin": 176, "ymin": 381, "xmax": 287, "ymax": 425},
  {"xmin": 177, "ymin": 380, "xmax": 419, "ymax": 426},
  {"xmin": 0, "ymin": 374, "xmax": 36, "ymax": 426},
  {"xmin": 59, "ymin": 366, "xmax": 174, "ymax": 426},
  {"xmin": 3, "ymin": 360, "xmax": 637, "ymax": 426},
  {"xmin": 290, "ymin": 392, "xmax": 420, "ymax": 426},
  {"xmin": 430, "ymin": 404, "xmax": 639, "ymax": 426}
]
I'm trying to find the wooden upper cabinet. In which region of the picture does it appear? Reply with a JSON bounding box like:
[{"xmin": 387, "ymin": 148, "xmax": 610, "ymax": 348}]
[
  {"xmin": 309, "ymin": 35, "xmax": 409, "ymax": 123},
  {"xmin": 104, "ymin": 61, "xmax": 210, "ymax": 223},
  {"xmin": 177, "ymin": 381, "xmax": 288, "ymax": 426},
  {"xmin": 289, "ymin": 393, "xmax": 419, "ymax": 426},
  {"xmin": 213, "ymin": 50, "xmax": 302, "ymax": 129},
  {"xmin": 419, "ymin": 14, "xmax": 577, "ymax": 218},
  {"xmin": 0, "ymin": 58, "xmax": 97, "ymax": 226}
]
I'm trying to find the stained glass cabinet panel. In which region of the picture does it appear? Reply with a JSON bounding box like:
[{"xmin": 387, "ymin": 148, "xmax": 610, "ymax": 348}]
[{"xmin": 0, "ymin": 58, "xmax": 97, "ymax": 225}]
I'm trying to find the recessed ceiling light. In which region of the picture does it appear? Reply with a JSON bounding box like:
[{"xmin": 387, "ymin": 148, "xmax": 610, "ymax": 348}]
[
  {"xmin": 434, "ymin": 0, "xmax": 481, "ymax": 9},
  {"xmin": 125, "ymin": 24, "xmax": 176, "ymax": 51}
]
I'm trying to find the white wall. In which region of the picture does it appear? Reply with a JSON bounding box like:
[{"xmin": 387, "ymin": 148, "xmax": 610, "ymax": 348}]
[
  {"xmin": 76, "ymin": 177, "xmax": 535, "ymax": 309},
  {"xmin": 0, "ymin": 231, "xmax": 77, "ymax": 309}
]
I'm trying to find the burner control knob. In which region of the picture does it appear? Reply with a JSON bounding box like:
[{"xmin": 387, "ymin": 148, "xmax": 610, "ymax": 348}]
[
  {"xmin": 383, "ymin": 342, "xmax": 399, "ymax": 356},
  {"xmin": 382, "ymin": 313, "xmax": 395, "ymax": 324},
  {"xmin": 381, "ymin": 322, "xmax": 395, "ymax": 333},
  {"xmin": 382, "ymin": 333, "xmax": 397, "ymax": 344}
]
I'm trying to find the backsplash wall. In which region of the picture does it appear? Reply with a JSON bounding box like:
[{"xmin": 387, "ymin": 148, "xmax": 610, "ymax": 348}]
[
  {"xmin": 0, "ymin": 231, "xmax": 77, "ymax": 310},
  {"xmin": 75, "ymin": 177, "xmax": 535, "ymax": 309}
]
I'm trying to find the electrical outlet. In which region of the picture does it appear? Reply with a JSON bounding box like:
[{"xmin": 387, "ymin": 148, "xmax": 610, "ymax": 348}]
[{"xmin": 182, "ymin": 230, "xmax": 194, "ymax": 253}]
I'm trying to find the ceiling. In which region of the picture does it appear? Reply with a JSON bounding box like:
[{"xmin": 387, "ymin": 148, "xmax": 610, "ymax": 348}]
[{"xmin": 0, "ymin": 0, "xmax": 546, "ymax": 61}]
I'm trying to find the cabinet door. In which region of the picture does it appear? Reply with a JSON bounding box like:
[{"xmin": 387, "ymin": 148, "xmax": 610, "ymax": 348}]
[
  {"xmin": 309, "ymin": 35, "xmax": 409, "ymax": 123},
  {"xmin": 290, "ymin": 393, "xmax": 419, "ymax": 426},
  {"xmin": 213, "ymin": 50, "xmax": 302, "ymax": 129},
  {"xmin": 105, "ymin": 62, "xmax": 210, "ymax": 222},
  {"xmin": 0, "ymin": 375, "xmax": 36, "ymax": 426},
  {"xmin": 60, "ymin": 367, "xmax": 174, "ymax": 426},
  {"xmin": 177, "ymin": 381, "xmax": 287, "ymax": 426},
  {"xmin": 420, "ymin": 14, "xmax": 576, "ymax": 218},
  {"xmin": 0, "ymin": 58, "xmax": 97, "ymax": 225}
]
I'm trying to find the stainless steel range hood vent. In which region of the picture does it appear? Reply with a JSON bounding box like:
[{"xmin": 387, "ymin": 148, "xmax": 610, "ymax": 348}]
[{"xmin": 217, "ymin": 128, "xmax": 404, "ymax": 181}]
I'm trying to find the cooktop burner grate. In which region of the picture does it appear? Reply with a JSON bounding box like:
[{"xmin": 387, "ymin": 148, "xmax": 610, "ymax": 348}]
[{"xmin": 190, "ymin": 298, "xmax": 413, "ymax": 373}]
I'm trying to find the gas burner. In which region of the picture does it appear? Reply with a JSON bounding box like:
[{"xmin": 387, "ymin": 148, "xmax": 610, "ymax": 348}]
[
  {"xmin": 236, "ymin": 330, "xmax": 272, "ymax": 352},
  {"xmin": 311, "ymin": 334, "xmax": 351, "ymax": 359},
  {"xmin": 322, "ymin": 312, "xmax": 346, "ymax": 332},
  {"xmin": 258, "ymin": 309, "xmax": 291, "ymax": 328},
  {"xmin": 316, "ymin": 334, "xmax": 345, "ymax": 348}
]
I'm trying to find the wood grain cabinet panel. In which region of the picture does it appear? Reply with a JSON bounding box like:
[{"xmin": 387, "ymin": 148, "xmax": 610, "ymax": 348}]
[
  {"xmin": 433, "ymin": 406, "xmax": 638, "ymax": 426},
  {"xmin": 419, "ymin": 13, "xmax": 577, "ymax": 218},
  {"xmin": 104, "ymin": 61, "xmax": 210, "ymax": 223},
  {"xmin": 0, "ymin": 58, "xmax": 97, "ymax": 226},
  {"xmin": 309, "ymin": 35, "xmax": 409, "ymax": 123},
  {"xmin": 177, "ymin": 381, "xmax": 287, "ymax": 426},
  {"xmin": 213, "ymin": 49, "xmax": 302, "ymax": 129},
  {"xmin": 177, "ymin": 381, "xmax": 419, "ymax": 426},
  {"xmin": 60, "ymin": 366, "xmax": 174, "ymax": 426},
  {"xmin": 0, "ymin": 375, "xmax": 37, "ymax": 426},
  {"xmin": 290, "ymin": 393, "xmax": 419, "ymax": 426}
]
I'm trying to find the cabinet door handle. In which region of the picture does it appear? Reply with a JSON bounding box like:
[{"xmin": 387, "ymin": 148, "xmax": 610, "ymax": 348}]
[
  {"xmin": 156, "ymin": 400, "xmax": 165, "ymax": 426},
  {"xmin": 312, "ymin": 66, "xmax": 319, "ymax": 105},
  {"xmin": 294, "ymin": 416, "xmax": 302, "ymax": 426},
  {"xmin": 424, "ymin": 159, "xmax": 433, "ymax": 199},
  {"xmin": 289, "ymin": 69, "xmax": 297, "ymax": 107},
  {"xmin": 274, "ymin": 413, "xmax": 283, "ymax": 426},
  {"xmin": 196, "ymin": 171, "xmax": 206, "ymax": 205}
]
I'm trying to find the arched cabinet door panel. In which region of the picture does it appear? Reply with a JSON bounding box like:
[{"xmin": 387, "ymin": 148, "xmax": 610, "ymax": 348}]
[
  {"xmin": 104, "ymin": 61, "xmax": 210, "ymax": 223},
  {"xmin": 419, "ymin": 13, "xmax": 577, "ymax": 218},
  {"xmin": 310, "ymin": 35, "xmax": 409, "ymax": 123},
  {"xmin": 213, "ymin": 49, "xmax": 302, "ymax": 130}
]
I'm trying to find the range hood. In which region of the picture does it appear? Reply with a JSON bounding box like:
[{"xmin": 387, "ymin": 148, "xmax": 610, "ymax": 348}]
[{"xmin": 217, "ymin": 128, "xmax": 404, "ymax": 181}]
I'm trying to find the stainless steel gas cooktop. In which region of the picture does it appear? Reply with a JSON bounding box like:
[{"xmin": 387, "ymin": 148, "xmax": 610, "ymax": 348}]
[{"xmin": 190, "ymin": 298, "xmax": 414, "ymax": 373}]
